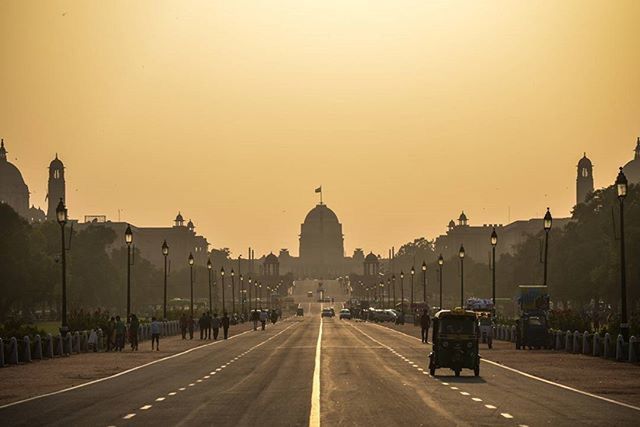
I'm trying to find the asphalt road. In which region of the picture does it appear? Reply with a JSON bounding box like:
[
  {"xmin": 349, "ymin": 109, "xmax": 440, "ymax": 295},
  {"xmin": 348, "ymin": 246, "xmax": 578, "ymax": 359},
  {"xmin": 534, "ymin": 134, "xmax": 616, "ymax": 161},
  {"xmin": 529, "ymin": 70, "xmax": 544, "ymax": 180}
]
[{"xmin": 1, "ymin": 301, "xmax": 638, "ymax": 426}]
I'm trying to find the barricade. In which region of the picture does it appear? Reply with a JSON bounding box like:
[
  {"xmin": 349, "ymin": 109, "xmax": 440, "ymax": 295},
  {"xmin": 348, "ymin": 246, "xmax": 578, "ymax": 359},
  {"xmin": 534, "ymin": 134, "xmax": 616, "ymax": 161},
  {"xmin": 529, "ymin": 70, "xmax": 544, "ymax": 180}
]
[
  {"xmin": 0, "ymin": 338, "xmax": 4, "ymax": 367},
  {"xmin": 55, "ymin": 334, "xmax": 63, "ymax": 356},
  {"xmin": 510, "ymin": 326, "xmax": 516, "ymax": 342},
  {"xmin": 64, "ymin": 333, "xmax": 72, "ymax": 355},
  {"xmin": 33, "ymin": 335, "xmax": 43, "ymax": 360},
  {"xmin": 45, "ymin": 334, "xmax": 54, "ymax": 358},
  {"xmin": 555, "ymin": 330, "xmax": 563, "ymax": 350},
  {"xmin": 97, "ymin": 329, "xmax": 104, "ymax": 351},
  {"xmin": 616, "ymin": 334, "xmax": 626, "ymax": 362},
  {"xmin": 573, "ymin": 331, "xmax": 581, "ymax": 354},
  {"xmin": 565, "ymin": 331, "xmax": 572, "ymax": 352},
  {"xmin": 22, "ymin": 336, "xmax": 32, "ymax": 363},
  {"xmin": 630, "ymin": 336, "xmax": 639, "ymax": 363},
  {"xmin": 81, "ymin": 331, "xmax": 89, "ymax": 352},
  {"xmin": 8, "ymin": 337, "xmax": 19, "ymax": 364},
  {"xmin": 72, "ymin": 332, "xmax": 80, "ymax": 354},
  {"xmin": 593, "ymin": 333, "xmax": 601, "ymax": 357},
  {"xmin": 582, "ymin": 332, "xmax": 590, "ymax": 355},
  {"xmin": 603, "ymin": 333, "xmax": 612, "ymax": 358}
]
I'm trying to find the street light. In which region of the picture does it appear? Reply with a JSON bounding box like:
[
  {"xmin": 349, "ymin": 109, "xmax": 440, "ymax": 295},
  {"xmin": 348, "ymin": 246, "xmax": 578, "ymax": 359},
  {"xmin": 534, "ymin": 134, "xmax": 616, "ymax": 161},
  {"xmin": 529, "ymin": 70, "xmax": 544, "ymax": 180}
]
[
  {"xmin": 162, "ymin": 240, "xmax": 169, "ymax": 320},
  {"xmin": 220, "ymin": 267, "xmax": 226, "ymax": 314},
  {"xmin": 459, "ymin": 245, "xmax": 465, "ymax": 308},
  {"xmin": 125, "ymin": 224, "xmax": 133, "ymax": 320},
  {"xmin": 188, "ymin": 253, "xmax": 194, "ymax": 318},
  {"xmin": 379, "ymin": 281, "xmax": 384, "ymax": 308},
  {"xmin": 207, "ymin": 259, "xmax": 213, "ymax": 315},
  {"xmin": 231, "ymin": 269, "xmax": 236, "ymax": 315},
  {"xmin": 248, "ymin": 277, "xmax": 253, "ymax": 312},
  {"xmin": 410, "ymin": 266, "xmax": 415, "ymax": 315},
  {"xmin": 543, "ymin": 208, "xmax": 552, "ymax": 287},
  {"xmin": 421, "ymin": 261, "xmax": 427, "ymax": 304},
  {"xmin": 491, "ymin": 228, "xmax": 498, "ymax": 314},
  {"xmin": 387, "ymin": 278, "xmax": 391, "ymax": 309},
  {"xmin": 240, "ymin": 274, "xmax": 245, "ymax": 315},
  {"xmin": 392, "ymin": 275, "xmax": 396, "ymax": 310},
  {"xmin": 616, "ymin": 168, "xmax": 629, "ymax": 341},
  {"xmin": 400, "ymin": 271, "xmax": 405, "ymax": 315},
  {"xmin": 55, "ymin": 198, "xmax": 68, "ymax": 335},
  {"xmin": 438, "ymin": 255, "xmax": 444, "ymax": 309}
]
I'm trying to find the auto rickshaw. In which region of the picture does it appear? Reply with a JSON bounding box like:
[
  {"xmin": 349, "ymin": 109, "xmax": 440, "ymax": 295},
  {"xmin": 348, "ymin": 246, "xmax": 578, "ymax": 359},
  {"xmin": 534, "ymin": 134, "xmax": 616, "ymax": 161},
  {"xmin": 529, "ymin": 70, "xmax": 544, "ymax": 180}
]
[{"xmin": 429, "ymin": 308, "xmax": 481, "ymax": 377}]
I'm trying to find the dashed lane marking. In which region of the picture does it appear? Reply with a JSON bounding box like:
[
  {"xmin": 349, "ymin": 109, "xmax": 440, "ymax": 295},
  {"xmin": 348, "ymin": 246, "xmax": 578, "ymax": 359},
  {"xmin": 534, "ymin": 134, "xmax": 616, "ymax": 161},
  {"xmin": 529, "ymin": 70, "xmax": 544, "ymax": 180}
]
[
  {"xmin": 472, "ymin": 398, "xmax": 483, "ymax": 402},
  {"xmin": 123, "ymin": 414, "xmax": 136, "ymax": 419},
  {"xmin": 140, "ymin": 405, "xmax": 152, "ymax": 410},
  {"xmin": 178, "ymin": 387, "xmax": 186, "ymax": 391},
  {"xmin": 168, "ymin": 392, "xmax": 177, "ymax": 396},
  {"xmin": 485, "ymin": 405, "xmax": 497, "ymax": 409},
  {"xmin": 460, "ymin": 392, "xmax": 470, "ymax": 396},
  {"xmin": 155, "ymin": 397, "xmax": 165, "ymax": 402},
  {"xmin": 501, "ymin": 413, "xmax": 514, "ymax": 419}
]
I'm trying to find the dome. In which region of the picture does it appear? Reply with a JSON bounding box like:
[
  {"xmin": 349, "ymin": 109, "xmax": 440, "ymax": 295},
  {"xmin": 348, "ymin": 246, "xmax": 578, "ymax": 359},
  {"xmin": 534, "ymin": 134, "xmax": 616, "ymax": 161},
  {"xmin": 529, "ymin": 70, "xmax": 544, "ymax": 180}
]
[
  {"xmin": 0, "ymin": 140, "xmax": 28, "ymax": 193},
  {"xmin": 364, "ymin": 252, "xmax": 378, "ymax": 263},
  {"xmin": 448, "ymin": 220, "xmax": 456, "ymax": 228},
  {"xmin": 187, "ymin": 219, "xmax": 195, "ymax": 229},
  {"xmin": 622, "ymin": 138, "xmax": 640, "ymax": 184},
  {"xmin": 578, "ymin": 153, "xmax": 592, "ymax": 168},
  {"xmin": 265, "ymin": 252, "xmax": 279, "ymax": 264},
  {"xmin": 459, "ymin": 211, "xmax": 468, "ymax": 222},
  {"xmin": 175, "ymin": 212, "xmax": 184, "ymax": 222},
  {"xmin": 49, "ymin": 154, "xmax": 64, "ymax": 169},
  {"xmin": 303, "ymin": 203, "xmax": 339, "ymax": 224}
]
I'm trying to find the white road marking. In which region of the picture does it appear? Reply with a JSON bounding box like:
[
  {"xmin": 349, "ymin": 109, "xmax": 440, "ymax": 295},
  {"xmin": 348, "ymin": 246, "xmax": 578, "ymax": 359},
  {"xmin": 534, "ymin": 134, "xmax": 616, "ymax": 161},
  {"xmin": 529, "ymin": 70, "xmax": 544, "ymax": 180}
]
[
  {"xmin": 123, "ymin": 413, "xmax": 136, "ymax": 419},
  {"xmin": 178, "ymin": 387, "xmax": 186, "ymax": 391},
  {"xmin": 485, "ymin": 404, "xmax": 496, "ymax": 409},
  {"xmin": 374, "ymin": 324, "xmax": 640, "ymax": 413},
  {"xmin": 441, "ymin": 382, "xmax": 449, "ymax": 386},
  {"xmin": 204, "ymin": 375, "xmax": 210, "ymax": 379},
  {"xmin": 450, "ymin": 387, "xmax": 459, "ymax": 390},
  {"xmin": 472, "ymin": 397, "xmax": 483, "ymax": 402},
  {"xmin": 196, "ymin": 379, "xmax": 202, "ymax": 383},
  {"xmin": 155, "ymin": 397, "xmax": 165, "ymax": 401},
  {"xmin": 460, "ymin": 392, "xmax": 470, "ymax": 396},
  {"xmin": 140, "ymin": 405, "xmax": 152, "ymax": 410},
  {"xmin": 188, "ymin": 384, "xmax": 195, "ymax": 387},
  {"xmin": 309, "ymin": 316, "xmax": 323, "ymax": 427},
  {"xmin": 168, "ymin": 392, "xmax": 177, "ymax": 396},
  {"xmin": 501, "ymin": 413, "xmax": 514, "ymax": 419}
]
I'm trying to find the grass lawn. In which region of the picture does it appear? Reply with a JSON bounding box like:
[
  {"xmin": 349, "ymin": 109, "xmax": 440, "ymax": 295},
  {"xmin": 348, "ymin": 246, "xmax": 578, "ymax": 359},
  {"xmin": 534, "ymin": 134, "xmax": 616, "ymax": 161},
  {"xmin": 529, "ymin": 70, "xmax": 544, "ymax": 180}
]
[{"xmin": 34, "ymin": 321, "xmax": 62, "ymax": 335}]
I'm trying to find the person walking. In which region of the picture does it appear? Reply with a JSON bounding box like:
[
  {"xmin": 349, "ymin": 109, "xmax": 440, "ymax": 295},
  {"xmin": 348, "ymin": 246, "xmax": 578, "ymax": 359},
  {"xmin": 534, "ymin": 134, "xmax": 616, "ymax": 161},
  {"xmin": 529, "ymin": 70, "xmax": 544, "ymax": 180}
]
[
  {"xmin": 199, "ymin": 313, "xmax": 206, "ymax": 340},
  {"xmin": 129, "ymin": 314, "xmax": 140, "ymax": 351},
  {"xmin": 259, "ymin": 310, "xmax": 268, "ymax": 331},
  {"xmin": 115, "ymin": 316, "xmax": 125, "ymax": 351},
  {"xmin": 106, "ymin": 316, "xmax": 115, "ymax": 352},
  {"xmin": 206, "ymin": 312, "xmax": 212, "ymax": 340},
  {"xmin": 251, "ymin": 310, "xmax": 259, "ymax": 331},
  {"xmin": 151, "ymin": 316, "xmax": 161, "ymax": 351},
  {"xmin": 211, "ymin": 313, "xmax": 220, "ymax": 340},
  {"xmin": 188, "ymin": 315, "xmax": 195, "ymax": 340},
  {"xmin": 222, "ymin": 312, "xmax": 230, "ymax": 340},
  {"xmin": 420, "ymin": 309, "xmax": 431, "ymax": 343},
  {"xmin": 180, "ymin": 313, "xmax": 188, "ymax": 340}
]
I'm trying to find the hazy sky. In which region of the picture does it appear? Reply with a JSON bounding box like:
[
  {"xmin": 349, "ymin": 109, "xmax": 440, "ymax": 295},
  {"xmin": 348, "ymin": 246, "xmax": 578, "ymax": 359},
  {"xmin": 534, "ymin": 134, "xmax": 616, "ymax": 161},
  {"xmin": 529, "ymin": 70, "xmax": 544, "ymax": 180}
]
[{"xmin": 1, "ymin": 1, "xmax": 639, "ymax": 258}]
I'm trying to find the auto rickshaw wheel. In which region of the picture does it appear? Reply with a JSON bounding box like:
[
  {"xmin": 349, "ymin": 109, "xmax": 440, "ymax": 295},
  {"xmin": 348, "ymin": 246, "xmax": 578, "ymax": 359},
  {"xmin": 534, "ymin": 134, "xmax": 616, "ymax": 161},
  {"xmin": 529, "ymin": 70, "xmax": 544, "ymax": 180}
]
[
  {"xmin": 488, "ymin": 338, "xmax": 493, "ymax": 349},
  {"xmin": 474, "ymin": 365, "xmax": 480, "ymax": 377}
]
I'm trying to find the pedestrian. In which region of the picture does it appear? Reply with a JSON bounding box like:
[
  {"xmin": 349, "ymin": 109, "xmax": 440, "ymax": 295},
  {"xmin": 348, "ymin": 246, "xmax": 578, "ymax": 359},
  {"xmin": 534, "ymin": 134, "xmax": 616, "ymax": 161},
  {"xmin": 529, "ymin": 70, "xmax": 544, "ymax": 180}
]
[
  {"xmin": 199, "ymin": 313, "xmax": 206, "ymax": 340},
  {"xmin": 206, "ymin": 312, "xmax": 212, "ymax": 339},
  {"xmin": 222, "ymin": 312, "xmax": 230, "ymax": 339},
  {"xmin": 129, "ymin": 314, "xmax": 139, "ymax": 351},
  {"xmin": 115, "ymin": 316, "xmax": 125, "ymax": 351},
  {"xmin": 211, "ymin": 313, "xmax": 220, "ymax": 340},
  {"xmin": 180, "ymin": 313, "xmax": 187, "ymax": 339},
  {"xmin": 188, "ymin": 315, "xmax": 195, "ymax": 340},
  {"xmin": 106, "ymin": 316, "xmax": 115, "ymax": 351},
  {"xmin": 259, "ymin": 310, "xmax": 268, "ymax": 331},
  {"xmin": 270, "ymin": 310, "xmax": 278, "ymax": 325},
  {"xmin": 151, "ymin": 316, "xmax": 161, "ymax": 351},
  {"xmin": 251, "ymin": 309, "xmax": 259, "ymax": 331},
  {"xmin": 420, "ymin": 309, "xmax": 431, "ymax": 343}
]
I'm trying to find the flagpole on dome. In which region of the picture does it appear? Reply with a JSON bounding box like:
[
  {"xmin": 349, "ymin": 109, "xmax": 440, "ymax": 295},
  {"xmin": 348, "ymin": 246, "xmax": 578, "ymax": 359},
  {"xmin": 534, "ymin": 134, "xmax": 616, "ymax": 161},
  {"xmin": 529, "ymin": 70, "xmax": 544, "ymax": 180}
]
[{"xmin": 315, "ymin": 186, "xmax": 323, "ymax": 204}]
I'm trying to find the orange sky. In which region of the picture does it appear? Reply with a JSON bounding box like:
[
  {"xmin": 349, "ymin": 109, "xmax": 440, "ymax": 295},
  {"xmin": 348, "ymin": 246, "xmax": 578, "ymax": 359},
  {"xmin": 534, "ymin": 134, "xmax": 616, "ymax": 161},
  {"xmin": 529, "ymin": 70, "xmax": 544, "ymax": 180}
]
[{"xmin": 1, "ymin": 1, "xmax": 639, "ymax": 258}]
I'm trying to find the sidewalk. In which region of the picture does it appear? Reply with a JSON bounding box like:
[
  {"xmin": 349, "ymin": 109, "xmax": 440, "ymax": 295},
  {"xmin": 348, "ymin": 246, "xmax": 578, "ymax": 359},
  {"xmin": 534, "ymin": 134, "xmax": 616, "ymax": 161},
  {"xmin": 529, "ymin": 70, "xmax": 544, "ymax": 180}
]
[
  {"xmin": 378, "ymin": 322, "xmax": 640, "ymax": 407},
  {"xmin": 0, "ymin": 325, "xmax": 253, "ymax": 406}
]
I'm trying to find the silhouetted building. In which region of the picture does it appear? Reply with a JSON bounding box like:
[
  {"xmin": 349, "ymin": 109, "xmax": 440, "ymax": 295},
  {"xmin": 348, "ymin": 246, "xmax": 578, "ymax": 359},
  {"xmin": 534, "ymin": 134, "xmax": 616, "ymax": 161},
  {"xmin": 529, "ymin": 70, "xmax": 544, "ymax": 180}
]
[
  {"xmin": 0, "ymin": 139, "xmax": 30, "ymax": 218},
  {"xmin": 576, "ymin": 153, "xmax": 594, "ymax": 206},
  {"xmin": 28, "ymin": 205, "xmax": 46, "ymax": 223},
  {"xmin": 47, "ymin": 154, "xmax": 66, "ymax": 221},
  {"xmin": 622, "ymin": 137, "xmax": 640, "ymax": 184},
  {"xmin": 299, "ymin": 203, "xmax": 345, "ymax": 277}
]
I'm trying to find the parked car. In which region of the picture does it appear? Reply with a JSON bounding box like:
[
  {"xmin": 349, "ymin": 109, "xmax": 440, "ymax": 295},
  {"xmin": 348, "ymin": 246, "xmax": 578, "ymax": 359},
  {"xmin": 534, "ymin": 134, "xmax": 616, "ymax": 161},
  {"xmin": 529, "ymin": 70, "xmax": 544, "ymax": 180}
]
[
  {"xmin": 296, "ymin": 306, "xmax": 304, "ymax": 316},
  {"xmin": 321, "ymin": 308, "xmax": 333, "ymax": 318},
  {"xmin": 339, "ymin": 309, "xmax": 351, "ymax": 320}
]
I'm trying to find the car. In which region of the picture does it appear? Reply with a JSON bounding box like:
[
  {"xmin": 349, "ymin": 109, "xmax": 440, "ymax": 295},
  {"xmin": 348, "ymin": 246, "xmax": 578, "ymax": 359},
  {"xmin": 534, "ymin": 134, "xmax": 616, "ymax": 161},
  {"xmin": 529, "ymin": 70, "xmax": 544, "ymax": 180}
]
[
  {"xmin": 321, "ymin": 308, "xmax": 333, "ymax": 318},
  {"xmin": 296, "ymin": 307, "xmax": 304, "ymax": 316},
  {"xmin": 339, "ymin": 309, "xmax": 351, "ymax": 320}
]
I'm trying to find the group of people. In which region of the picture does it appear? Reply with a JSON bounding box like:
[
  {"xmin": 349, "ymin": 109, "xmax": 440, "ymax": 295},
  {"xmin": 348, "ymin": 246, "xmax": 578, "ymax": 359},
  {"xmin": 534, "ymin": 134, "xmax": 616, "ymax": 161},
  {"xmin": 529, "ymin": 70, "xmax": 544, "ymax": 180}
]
[
  {"xmin": 103, "ymin": 314, "xmax": 163, "ymax": 351},
  {"xmin": 180, "ymin": 312, "xmax": 231, "ymax": 341}
]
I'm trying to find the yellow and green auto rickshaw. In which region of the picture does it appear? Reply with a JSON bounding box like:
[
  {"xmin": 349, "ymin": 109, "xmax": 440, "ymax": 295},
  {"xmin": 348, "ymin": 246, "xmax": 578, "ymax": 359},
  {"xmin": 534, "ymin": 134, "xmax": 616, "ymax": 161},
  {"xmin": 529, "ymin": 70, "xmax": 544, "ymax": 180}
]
[{"xmin": 429, "ymin": 308, "xmax": 481, "ymax": 377}]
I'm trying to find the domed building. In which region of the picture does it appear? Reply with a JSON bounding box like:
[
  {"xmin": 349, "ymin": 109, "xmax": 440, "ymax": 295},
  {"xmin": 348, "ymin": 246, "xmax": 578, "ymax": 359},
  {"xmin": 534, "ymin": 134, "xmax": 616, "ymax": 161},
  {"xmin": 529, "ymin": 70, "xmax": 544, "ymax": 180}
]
[
  {"xmin": 622, "ymin": 137, "xmax": 640, "ymax": 184},
  {"xmin": 299, "ymin": 203, "xmax": 345, "ymax": 278},
  {"xmin": 576, "ymin": 153, "xmax": 594, "ymax": 205},
  {"xmin": 46, "ymin": 154, "xmax": 66, "ymax": 221},
  {"xmin": 0, "ymin": 139, "xmax": 30, "ymax": 218}
]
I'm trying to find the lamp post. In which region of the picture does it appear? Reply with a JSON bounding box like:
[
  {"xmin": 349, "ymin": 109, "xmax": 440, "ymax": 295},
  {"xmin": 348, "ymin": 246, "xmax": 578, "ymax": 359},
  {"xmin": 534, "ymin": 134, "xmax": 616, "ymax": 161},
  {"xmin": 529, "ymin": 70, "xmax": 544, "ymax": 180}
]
[
  {"xmin": 387, "ymin": 278, "xmax": 391, "ymax": 309},
  {"xmin": 410, "ymin": 266, "xmax": 415, "ymax": 315},
  {"xmin": 220, "ymin": 267, "xmax": 226, "ymax": 314},
  {"xmin": 231, "ymin": 269, "xmax": 236, "ymax": 315},
  {"xmin": 459, "ymin": 245, "xmax": 465, "ymax": 308},
  {"xmin": 240, "ymin": 274, "xmax": 245, "ymax": 315},
  {"xmin": 616, "ymin": 168, "xmax": 629, "ymax": 341},
  {"xmin": 400, "ymin": 271, "xmax": 405, "ymax": 315},
  {"xmin": 248, "ymin": 277, "xmax": 253, "ymax": 312},
  {"xmin": 188, "ymin": 253, "xmax": 194, "ymax": 318},
  {"xmin": 379, "ymin": 281, "xmax": 384, "ymax": 308},
  {"xmin": 392, "ymin": 275, "xmax": 396, "ymax": 310},
  {"xmin": 491, "ymin": 228, "xmax": 498, "ymax": 314},
  {"xmin": 438, "ymin": 255, "xmax": 444, "ymax": 309},
  {"xmin": 162, "ymin": 240, "xmax": 169, "ymax": 319},
  {"xmin": 125, "ymin": 224, "xmax": 133, "ymax": 320},
  {"xmin": 543, "ymin": 208, "xmax": 553, "ymax": 287},
  {"xmin": 207, "ymin": 259, "xmax": 213, "ymax": 314},
  {"xmin": 55, "ymin": 199, "xmax": 68, "ymax": 334},
  {"xmin": 259, "ymin": 283, "xmax": 263, "ymax": 309},
  {"xmin": 421, "ymin": 261, "xmax": 427, "ymax": 304}
]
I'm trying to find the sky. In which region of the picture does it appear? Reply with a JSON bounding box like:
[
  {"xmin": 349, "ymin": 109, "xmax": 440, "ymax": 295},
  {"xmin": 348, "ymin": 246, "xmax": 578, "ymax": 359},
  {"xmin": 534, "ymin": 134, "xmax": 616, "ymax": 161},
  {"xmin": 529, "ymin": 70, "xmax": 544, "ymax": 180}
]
[{"xmin": 1, "ymin": 0, "xmax": 639, "ymax": 258}]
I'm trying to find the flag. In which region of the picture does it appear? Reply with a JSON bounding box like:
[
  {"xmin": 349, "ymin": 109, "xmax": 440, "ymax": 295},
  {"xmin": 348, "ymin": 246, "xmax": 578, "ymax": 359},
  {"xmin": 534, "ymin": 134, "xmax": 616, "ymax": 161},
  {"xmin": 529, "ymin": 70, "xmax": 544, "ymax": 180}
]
[{"xmin": 315, "ymin": 186, "xmax": 322, "ymax": 193}]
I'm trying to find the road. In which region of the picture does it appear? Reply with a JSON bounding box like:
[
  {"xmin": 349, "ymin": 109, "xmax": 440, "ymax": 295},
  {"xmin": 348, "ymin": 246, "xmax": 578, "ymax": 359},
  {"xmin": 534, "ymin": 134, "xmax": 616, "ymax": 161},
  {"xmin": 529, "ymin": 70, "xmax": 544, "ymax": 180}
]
[{"xmin": 1, "ymin": 284, "xmax": 638, "ymax": 426}]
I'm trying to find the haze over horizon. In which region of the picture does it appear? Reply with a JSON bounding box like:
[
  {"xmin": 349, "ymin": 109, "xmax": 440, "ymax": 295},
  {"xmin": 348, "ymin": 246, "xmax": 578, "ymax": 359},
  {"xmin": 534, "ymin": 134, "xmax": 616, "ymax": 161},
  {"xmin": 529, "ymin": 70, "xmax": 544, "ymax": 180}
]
[{"xmin": 1, "ymin": 1, "xmax": 639, "ymax": 257}]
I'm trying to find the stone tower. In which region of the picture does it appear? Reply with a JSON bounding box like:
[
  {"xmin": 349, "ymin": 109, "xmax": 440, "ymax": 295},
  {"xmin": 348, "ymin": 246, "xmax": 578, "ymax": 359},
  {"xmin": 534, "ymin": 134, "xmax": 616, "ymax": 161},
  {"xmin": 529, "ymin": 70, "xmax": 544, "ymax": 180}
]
[
  {"xmin": 47, "ymin": 154, "xmax": 66, "ymax": 221},
  {"xmin": 576, "ymin": 153, "xmax": 594, "ymax": 205}
]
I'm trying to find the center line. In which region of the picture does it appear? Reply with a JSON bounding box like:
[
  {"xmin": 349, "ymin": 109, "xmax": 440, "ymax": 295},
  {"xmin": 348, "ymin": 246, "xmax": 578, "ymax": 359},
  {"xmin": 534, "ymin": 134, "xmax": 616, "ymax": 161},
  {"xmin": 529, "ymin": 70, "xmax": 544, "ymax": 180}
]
[
  {"xmin": 123, "ymin": 413, "xmax": 136, "ymax": 419},
  {"xmin": 501, "ymin": 413, "xmax": 514, "ymax": 419},
  {"xmin": 485, "ymin": 404, "xmax": 496, "ymax": 409},
  {"xmin": 155, "ymin": 397, "xmax": 165, "ymax": 401},
  {"xmin": 140, "ymin": 405, "xmax": 152, "ymax": 410},
  {"xmin": 309, "ymin": 317, "xmax": 323, "ymax": 427}
]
